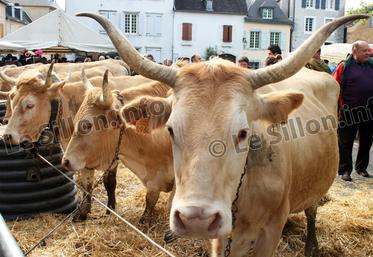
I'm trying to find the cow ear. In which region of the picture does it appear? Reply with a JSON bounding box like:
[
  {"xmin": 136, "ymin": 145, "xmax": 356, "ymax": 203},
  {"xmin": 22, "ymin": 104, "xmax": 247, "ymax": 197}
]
[
  {"xmin": 47, "ymin": 81, "xmax": 66, "ymax": 97},
  {"xmin": 120, "ymin": 96, "xmax": 172, "ymax": 132},
  {"xmin": 255, "ymin": 91, "xmax": 304, "ymax": 124}
]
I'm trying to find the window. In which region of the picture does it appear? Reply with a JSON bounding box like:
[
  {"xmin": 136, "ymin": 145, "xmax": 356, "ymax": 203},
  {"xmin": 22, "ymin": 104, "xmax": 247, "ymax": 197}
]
[
  {"xmin": 146, "ymin": 13, "xmax": 162, "ymax": 37},
  {"xmin": 249, "ymin": 62, "xmax": 260, "ymax": 69},
  {"xmin": 270, "ymin": 32, "xmax": 281, "ymax": 46},
  {"xmin": 306, "ymin": 0, "xmax": 314, "ymax": 8},
  {"xmin": 326, "ymin": 0, "xmax": 334, "ymax": 9},
  {"xmin": 223, "ymin": 25, "xmax": 232, "ymax": 43},
  {"xmin": 304, "ymin": 17, "xmax": 314, "ymax": 33},
  {"xmin": 324, "ymin": 18, "xmax": 334, "ymax": 24},
  {"xmin": 99, "ymin": 10, "xmax": 117, "ymax": 33},
  {"xmin": 249, "ymin": 31, "xmax": 260, "ymax": 49},
  {"xmin": 123, "ymin": 13, "xmax": 138, "ymax": 34},
  {"xmin": 262, "ymin": 8, "xmax": 273, "ymax": 19},
  {"xmin": 182, "ymin": 23, "xmax": 192, "ymax": 41}
]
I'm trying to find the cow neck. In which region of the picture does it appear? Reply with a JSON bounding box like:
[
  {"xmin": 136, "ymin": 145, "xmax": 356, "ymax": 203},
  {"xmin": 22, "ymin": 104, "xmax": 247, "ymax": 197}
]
[
  {"xmin": 46, "ymin": 98, "xmax": 62, "ymax": 143},
  {"xmin": 224, "ymin": 155, "xmax": 251, "ymax": 257},
  {"xmin": 104, "ymin": 91, "xmax": 126, "ymax": 172}
]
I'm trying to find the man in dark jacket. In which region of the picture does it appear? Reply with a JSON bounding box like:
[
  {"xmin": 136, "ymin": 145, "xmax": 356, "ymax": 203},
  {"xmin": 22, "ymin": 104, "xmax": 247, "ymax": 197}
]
[{"xmin": 333, "ymin": 40, "xmax": 373, "ymax": 181}]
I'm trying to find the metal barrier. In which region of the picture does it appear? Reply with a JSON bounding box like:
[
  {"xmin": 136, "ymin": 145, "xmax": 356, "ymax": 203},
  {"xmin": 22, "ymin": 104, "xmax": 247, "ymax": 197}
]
[{"xmin": 0, "ymin": 214, "xmax": 24, "ymax": 257}]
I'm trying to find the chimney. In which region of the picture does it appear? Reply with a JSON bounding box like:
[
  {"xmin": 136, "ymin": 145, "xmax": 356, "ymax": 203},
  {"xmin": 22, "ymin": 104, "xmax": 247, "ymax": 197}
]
[{"xmin": 205, "ymin": 0, "xmax": 213, "ymax": 11}]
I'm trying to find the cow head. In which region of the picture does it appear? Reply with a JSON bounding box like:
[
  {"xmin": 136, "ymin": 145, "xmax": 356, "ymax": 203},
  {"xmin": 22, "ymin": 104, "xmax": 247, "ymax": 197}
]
[
  {"xmin": 3, "ymin": 63, "xmax": 65, "ymax": 144},
  {"xmin": 0, "ymin": 86, "xmax": 17, "ymax": 124},
  {"xmin": 62, "ymin": 70, "xmax": 122, "ymax": 171},
  {"xmin": 79, "ymin": 13, "xmax": 368, "ymax": 238}
]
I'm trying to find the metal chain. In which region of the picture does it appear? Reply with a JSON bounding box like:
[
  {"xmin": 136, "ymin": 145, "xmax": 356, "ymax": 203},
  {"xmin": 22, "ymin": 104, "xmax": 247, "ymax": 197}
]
[
  {"xmin": 224, "ymin": 157, "xmax": 249, "ymax": 257},
  {"xmin": 106, "ymin": 92, "xmax": 126, "ymax": 172}
]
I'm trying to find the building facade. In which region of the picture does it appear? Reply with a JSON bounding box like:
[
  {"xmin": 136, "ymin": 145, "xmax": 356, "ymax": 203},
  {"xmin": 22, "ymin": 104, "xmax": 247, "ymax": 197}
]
[
  {"xmin": 277, "ymin": 0, "xmax": 345, "ymax": 50},
  {"xmin": 5, "ymin": 3, "xmax": 32, "ymax": 34},
  {"xmin": 243, "ymin": 0, "xmax": 292, "ymax": 68},
  {"xmin": 7, "ymin": 0, "xmax": 59, "ymax": 21},
  {"xmin": 65, "ymin": 0, "xmax": 174, "ymax": 63},
  {"xmin": 173, "ymin": 0, "xmax": 247, "ymax": 62},
  {"xmin": 0, "ymin": 0, "xmax": 7, "ymax": 37}
]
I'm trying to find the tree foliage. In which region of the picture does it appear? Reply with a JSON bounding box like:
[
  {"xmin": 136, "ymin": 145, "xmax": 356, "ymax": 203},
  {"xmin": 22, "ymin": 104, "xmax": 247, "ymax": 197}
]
[
  {"xmin": 205, "ymin": 46, "xmax": 218, "ymax": 60},
  {"xmin": 347, "ymin": 3, "xmax": 373, "ymax": 24}
]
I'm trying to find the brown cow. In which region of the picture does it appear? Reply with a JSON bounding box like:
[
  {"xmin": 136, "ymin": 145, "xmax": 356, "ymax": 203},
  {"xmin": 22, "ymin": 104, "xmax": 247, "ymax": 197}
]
[
  {"xmin": 61, "ymin": 77, "xmax": 173, "ymax": 222},
  {"xmin": 78, "ymin": 13, "xmax": 368, "ymax": 257},
  {"xmin": 0, "ymin": 59, "xmax": 132, "ymax": 123},
  {"xmin": 2, "ymin": 66, "xmax": 151, "ymax": 220}
]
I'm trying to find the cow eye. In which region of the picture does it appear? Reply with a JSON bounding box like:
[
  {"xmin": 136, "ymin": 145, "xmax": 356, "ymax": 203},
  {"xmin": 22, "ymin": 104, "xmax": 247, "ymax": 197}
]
[
  {"xmin": 167, "ymin": 126, "xmax": 174, "ymax": 137},
  {"xmin": 26, "ymin": 103, "xmax": 34, "ymax": 110},
  {"xmin": 237, "ymin": 129, "xmax": 247, "ymax": 142}
]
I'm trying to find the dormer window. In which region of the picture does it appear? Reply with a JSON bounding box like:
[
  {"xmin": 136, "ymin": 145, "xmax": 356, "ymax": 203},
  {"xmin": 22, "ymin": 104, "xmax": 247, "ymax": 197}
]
[
  {"xmin": 262, "ymin": 8, "xmax": 273, "ymax": 19},
  {"xmin": 306, "ymin": 0, "xmax": 314, "ymax": 8},
  {"xmin": 205, "ymin": 0, "xmax": 213, "ymax": 12}
]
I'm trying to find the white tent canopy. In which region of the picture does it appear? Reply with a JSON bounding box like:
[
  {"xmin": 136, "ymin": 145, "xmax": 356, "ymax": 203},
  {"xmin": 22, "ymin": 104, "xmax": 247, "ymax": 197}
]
[
  {"xmin": 0, "ymin": 9, "xmax": 117, "ymax": 53},
  {"xmin": 0, "ymin": 41, "xmax": 25, "ymax": 51},
  {"xmin": 321, "ymin": 43, "xmax": 373, "ymax": 63}
]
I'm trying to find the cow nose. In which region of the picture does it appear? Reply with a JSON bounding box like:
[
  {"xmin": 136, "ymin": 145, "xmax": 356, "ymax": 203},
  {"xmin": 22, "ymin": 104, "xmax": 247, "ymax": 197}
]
[
  {"xmin": 2, "ymin": 134, "xmax": 12, "ymax": 142},
  {"xmin": 62, "ymin": 158, "xmax": 71, "ymax": 170},
  {"xmin": 174, "ymin": 206, "xmax": 222, "ymax": 236}
]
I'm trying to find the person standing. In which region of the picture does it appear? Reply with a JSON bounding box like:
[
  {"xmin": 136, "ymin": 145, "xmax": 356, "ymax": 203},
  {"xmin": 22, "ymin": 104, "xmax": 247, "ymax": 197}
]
[
  {"xmin": 191, "ymin": 53, "xmax": 202, "ymax": 63},
  {"xmin": 333, "ymin": 40, "xmax": 373, "ymax": 181},
  {"xmin": 267, "ymin": 44, "xmax": 283, "ymax": 61},
  {"xmin": 305, "ymin": 48, "xmax": 332, "ymax": 74},
  {"xmin": 238, "ymin": 56, "xmax": 251, "ymax": 69}
]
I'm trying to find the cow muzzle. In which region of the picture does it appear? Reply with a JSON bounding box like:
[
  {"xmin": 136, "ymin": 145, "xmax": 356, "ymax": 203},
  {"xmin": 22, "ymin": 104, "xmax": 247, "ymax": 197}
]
[{"xmin": 171, "ymin": 206, "xmax": 225, "ymax": 238}]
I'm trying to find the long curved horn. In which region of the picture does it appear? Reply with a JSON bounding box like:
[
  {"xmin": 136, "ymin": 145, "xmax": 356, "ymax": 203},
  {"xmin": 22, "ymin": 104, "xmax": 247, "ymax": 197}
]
[
  {"xmin": 100, "ymin": 70, "xmax": 112, "ymax": 106},
  {"xmin": 0, "ymin": 71, "xmax": 17, "ymax": 85},
  {"xmin": 248, "ymin": 15, "xmax": 369, "ymax": 90},
  {"xmin": 0, "ymin": 90, "xmax": 10, "ymax": 99},
  {"xmin": 45, "ymin": 60, "xmax": 55, "ymax": 88},
  {"xmin": 76, "ymin": 12, "xmax": 177, "ymax": 87},
  {"xmin": 81, "ymin": 68, "xmax": 94, "ymax": 90}
]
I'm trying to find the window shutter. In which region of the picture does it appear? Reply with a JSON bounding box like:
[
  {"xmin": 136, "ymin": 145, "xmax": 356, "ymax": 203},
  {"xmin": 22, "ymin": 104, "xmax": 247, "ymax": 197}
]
[
  {"xmin": 155, "ymin": 15, "xmax": 162, "ymax": 36},
  {"xmin": 315, "ymin": 0, "xmax": 320, "ymax": 9},
  {"xmin": 146, "ymin": 14, "xmax": 152, "ymax": 36},
  {"xmin": 228, "ymin": 25, "xmax": 233, "ymax": 42},
  {"xmin": 138, "ymin": 13, "xmax": 144, "ymax": 35},
  {"xmin": 188, "ymin": 23, "xmax": 192, "ymax": 41},
  {"xmin": 182, "ymin": 23, "xmax": 192, "ymax": 41},
  {"xmin": 223, "ymin": 25, "xmax": 232, "ymax": 43},
  {"xmin": 223, "ymin": 25, "xmax": 228, "ymax": 42},
  {"xmin": 261, "ymin": 31, "xmax": 269, "ymax": 50},
  {"xmin": 301, "ymin": 0, "xmax": 306, "ymax": 8},
  {"xmin": 321, "ymin": 0, "xmax": 326, "ymax": 9},
  {"xmin": 335, "ymin": 0, "xmax": 340, "ymax": 10}
]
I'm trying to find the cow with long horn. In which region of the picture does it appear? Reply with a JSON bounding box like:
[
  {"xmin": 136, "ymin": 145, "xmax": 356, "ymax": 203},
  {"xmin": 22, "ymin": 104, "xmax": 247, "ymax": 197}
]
[{"xmin": 77, "ymin": 13, "xmax": 367, "ymax": 257}]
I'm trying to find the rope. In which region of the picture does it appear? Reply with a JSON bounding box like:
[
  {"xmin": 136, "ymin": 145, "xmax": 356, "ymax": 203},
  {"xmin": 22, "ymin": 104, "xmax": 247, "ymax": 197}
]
[
  {"xmin": 36, "ymin": 153, "xmax": 177, "ymax": 257},
  {"xmin": 24, "ymin": 208, "xmax": 79, "ymax": 256}
]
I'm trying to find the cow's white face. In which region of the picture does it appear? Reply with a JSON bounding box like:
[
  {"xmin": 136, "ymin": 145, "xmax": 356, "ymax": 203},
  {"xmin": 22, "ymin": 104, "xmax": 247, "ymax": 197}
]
[{"xmin": 168, "ymin": 89, "xmax": 252, "ymax": 238}]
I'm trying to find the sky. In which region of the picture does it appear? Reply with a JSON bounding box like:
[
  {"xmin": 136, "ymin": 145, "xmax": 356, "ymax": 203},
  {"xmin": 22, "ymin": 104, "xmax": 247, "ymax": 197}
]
[
  {"xmin": 56, "ymin": 0, "xmax": 373, "ymax": 12},
  {"xmin": 345, "ymin": 0, "xmax": 373, "ymax": 11}
]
